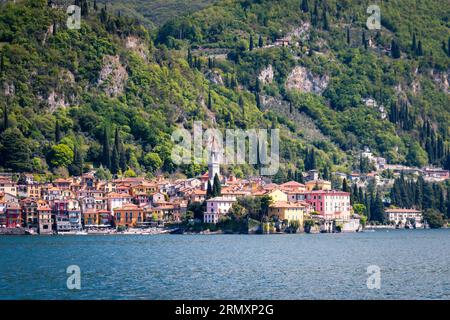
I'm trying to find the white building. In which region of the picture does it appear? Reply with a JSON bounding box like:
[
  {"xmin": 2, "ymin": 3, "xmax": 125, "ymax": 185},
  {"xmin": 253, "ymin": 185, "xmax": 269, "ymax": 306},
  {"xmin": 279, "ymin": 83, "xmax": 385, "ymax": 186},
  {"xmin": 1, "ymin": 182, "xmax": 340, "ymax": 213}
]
[
  {"xmin": 385, "ymin": 208, "xmax": 423, "ymax": 226},
  {"xmin": 204, "ymin": 196, "xmax": 236, "ymax": 224}
]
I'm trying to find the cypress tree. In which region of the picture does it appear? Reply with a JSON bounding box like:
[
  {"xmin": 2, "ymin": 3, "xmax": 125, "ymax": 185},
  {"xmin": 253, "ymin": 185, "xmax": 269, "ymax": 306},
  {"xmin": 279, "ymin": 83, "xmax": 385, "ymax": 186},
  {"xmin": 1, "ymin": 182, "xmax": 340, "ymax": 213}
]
[
  {"xmin": 411, "ymin": 33, "xmax": 417, "ymax": 53},
  {"xmin": 206, "ymin": 180, "xmax": 213, "ymax": 199},
  {"xmin": 258, "ymin": 35, "xmax": 263, "ymax": 48},
  {"xmin": 113, "ymin": 128, "xmax": 126, "ymax": 171},
  {"xmin": 70, "ymin": 146, "xmax": 83, "ymax": 176},
  {"xmin": 187, "ymin": 49, "xmax": 193, "ymax": 67},
  {"xmin": 249, "ymin": 35, "xmax": 254, "ymax": 51},
  {"xmin": 2, "ymin": 105, "xmax": 8, "ymax": 131},
  {"xmin": 93, "ymin": 0, "xmax": 98, "ymax": 11},
  {"xmin": 255, "ymin": 78, "xmax": 261, "ymax": 93},
  {"xmin": 322, "ymin": 10, "xmax": 329, "ymax": 30},
  {"xmin": 102, "ymin": 127, "xmax": 111, "ymax": 169},
  {"xmin": 0, "ymin": 53, "xmax": 4, "ymax": 76},
  {"xmin": 213, "ymin": 173, "xmax": 221, "ymax": 197},
  {"xmin": 391, "ymin": 39, "xmax": 401, "ymax": 59},
  {"xmin": 238, "ymin": 95, "xmax": 244, "ymax": 110},
  {"xmin": 342, "ymin": 178, "xmax": 350, "ymax": 192},
  {"xmin": 416, "ymin": 40, "xmax": 423, "ymax": 56},
  {"xmin": 301, "ymin": 0, "xmax": 309, "ymax": 13},
  {"xmin": 372, "ymin": 192, "xmax": 385, "ymax": 223},
  {"xmin": 111, "ymin": 145, "xmax": 119, "ymax": 175},
  {"xmin": 346, "ymin": 27, "xmax": 350, "ymax": 45},
  {"xmin": 55, "ymin": 120, "xmax": 61, "ymax": 142},
  {"xmin": 255, "ymin": 93, "xmax": 261, "ymax": 110},
  {"xmin": 207, "ymin": 89, "xmax": 212, "ymax": 110}
]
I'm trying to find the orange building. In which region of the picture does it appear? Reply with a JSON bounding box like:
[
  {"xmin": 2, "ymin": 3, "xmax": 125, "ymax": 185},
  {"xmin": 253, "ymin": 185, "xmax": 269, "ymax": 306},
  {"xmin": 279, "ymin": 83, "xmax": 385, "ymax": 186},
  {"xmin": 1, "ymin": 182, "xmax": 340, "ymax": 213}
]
[{"xmin": 113, "ymin": 203, "xmax": 144, "ymax": 227}]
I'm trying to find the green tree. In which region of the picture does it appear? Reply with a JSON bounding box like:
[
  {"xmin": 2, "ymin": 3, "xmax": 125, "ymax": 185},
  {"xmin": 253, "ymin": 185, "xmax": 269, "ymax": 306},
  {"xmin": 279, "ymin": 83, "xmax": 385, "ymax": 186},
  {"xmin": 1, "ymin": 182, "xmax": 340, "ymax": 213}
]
[
  {"xmin": 423, "ymin": 209, "xmax": 444, "ymax": 229},
  {"xmin": 2, "ymin": 105, "xmax": 8, "ymax": 131},
  {"xmin": 50, "ymin": 144, "xmax": 74, "ymax": 168},
  {"xmin": 342, "ymin": 178, "xmax": 350, "ymax": 192},
  {"xmin": 260, "ymin": 195, "xmax": 273, "ymax": 220},
  {"xmin": 111, "ymin": 145, "xmax": 120, "ymax": 175},
  {"xmin": 143, "ymin": 152, "xmax": 163, "ymax": 173},
  {"xmin": 213, "ymin": 173, "xmax": 221, "ymax": 196},
  {"xmin": 0, "ymin": 128, "xmax": 32, "ymax": 172},
  {"xmin": 102, "ymin": 127, "xmax": 111, "ymax": 169},
  {"xmin": 69, "ymin": 145, "xmax": 83, "ymax": 176},
  {"xmin": 95, "ymin": 166, "xmax": 112, "ymax": 181},
  {"xmin": 206, "ymin": 180, "xmax": 213, "ymax": 199},
  {"xmin": 55, "ymin": 120, "xmax": 61, "ymax": 143},
  {"xmin": 301, "ymin": 0, "xmax": 309, "ymax": 12},
  {"xmin": 391, "ymin": 39, "xmax": 401, "ymax": 58}
]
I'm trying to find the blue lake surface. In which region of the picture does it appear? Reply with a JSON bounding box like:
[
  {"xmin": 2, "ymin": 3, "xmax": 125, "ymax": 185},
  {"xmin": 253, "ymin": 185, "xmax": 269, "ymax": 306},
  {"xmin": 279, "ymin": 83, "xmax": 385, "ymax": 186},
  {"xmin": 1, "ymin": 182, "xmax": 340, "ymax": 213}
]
[{"xmin": 0, "ymin": 229, "xmax": 449, "ymax": 300}]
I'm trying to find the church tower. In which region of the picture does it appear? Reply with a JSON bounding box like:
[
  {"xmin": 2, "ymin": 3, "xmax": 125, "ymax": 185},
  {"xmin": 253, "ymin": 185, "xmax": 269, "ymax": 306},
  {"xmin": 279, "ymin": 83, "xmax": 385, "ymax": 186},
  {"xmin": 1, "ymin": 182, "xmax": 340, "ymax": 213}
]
[{"xmin": 208, "ymin": 135, "xmax": 221, "ymax": 186}]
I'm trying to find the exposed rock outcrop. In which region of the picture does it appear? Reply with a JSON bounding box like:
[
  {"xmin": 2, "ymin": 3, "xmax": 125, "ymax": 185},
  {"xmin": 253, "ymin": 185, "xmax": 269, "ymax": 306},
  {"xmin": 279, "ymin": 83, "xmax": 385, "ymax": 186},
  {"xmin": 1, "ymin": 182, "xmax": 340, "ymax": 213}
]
[
  {"xmin": 259, "ymin": 65, "xmax": 274, "ymax": 84},
  {"xmin": 205, "ymin": 70, "xmax": 224, "ymax": 85},
  {"xmin": 125, "ymin": 36, "xmax": 148, "ymax": 61},
  {"xmin": 285, "ymin": 66, "xmax": 328, "ymax": 94},
  {"xmin": 98, "ymin": 55, "xmax": 128, "ymax": 97}
]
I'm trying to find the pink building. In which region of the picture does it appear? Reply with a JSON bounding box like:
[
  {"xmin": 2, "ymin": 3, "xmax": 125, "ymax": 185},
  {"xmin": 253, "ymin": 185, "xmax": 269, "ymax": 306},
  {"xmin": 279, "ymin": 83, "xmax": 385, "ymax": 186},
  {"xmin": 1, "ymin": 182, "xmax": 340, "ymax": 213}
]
[
  {"xmin": 204, "ymin": 197, "xmax": 236, "ymax": 224},
  {"xmin": 303, "ymin": 190, "xmax": 351, "ymax": 220}
]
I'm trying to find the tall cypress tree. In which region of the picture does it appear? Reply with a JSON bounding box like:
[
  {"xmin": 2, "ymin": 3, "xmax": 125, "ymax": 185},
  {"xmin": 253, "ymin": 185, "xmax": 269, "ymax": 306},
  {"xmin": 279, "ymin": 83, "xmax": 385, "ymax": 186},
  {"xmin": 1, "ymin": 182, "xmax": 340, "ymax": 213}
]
[
  {"xmin": 187, "ymin": 48, "xmax": 193, "ymax": 67},
  {"xmin": 249, "ymin": 35, "xmax": 254, "ymax": 51},
  {"xmin": 70, "ymin": 146, "xmax": 83, "ymax": 176},
  {"xmin": 208, "ymin": 89, "xmax": 212, "ymax": 110},
  {"xmin": 342, "ymin": 178, "xmax": 350, "ymax": 192},
  {"xmin": 416, "ymin": 40, "xmax": 423, "ymax": 56},
  {"xmin": 322, "ymin": 10, "xmax": 329, "ymax": 30},
  {"xmin": 114, "ymin": 127, "xmax": 127, "ymax": 172},
  {"xmin": 411, "ymin": 33, "xmax": 417, "ymax": 53},
  {"xmin": 102, "ymin": 127, "xmax": 111, "ymax": 169},
  {"xmin": 258, "ymin": 35, "xmax": 263, "ymax": 47},
  {"xmin": 55, "ymin": 120, "xmax": 61, "ymax": 142},
  {"xmin": 213, "ymin": 173, "xmax": 221, "ymax": 197},
  {"xmin": 2, "ymin": 105, "xmax": 8, "ymax": 131},
  {"xmin": 111, "ymin": 145, "xmax": 119, "ymax": 175},
  {"xmin": 346, "ymin": 27, "xmax": 350, "ymax": 45},
  {"xmin": 391, "ymin": 39, "xmax": 401, "ymax": 59},
  {"xmin": 301, "ymin": 0, "xmax": 309, "ymax": 12},
  {"xmin": 206, "ymin": 180, "xmax": 213, "ymax": 199}
]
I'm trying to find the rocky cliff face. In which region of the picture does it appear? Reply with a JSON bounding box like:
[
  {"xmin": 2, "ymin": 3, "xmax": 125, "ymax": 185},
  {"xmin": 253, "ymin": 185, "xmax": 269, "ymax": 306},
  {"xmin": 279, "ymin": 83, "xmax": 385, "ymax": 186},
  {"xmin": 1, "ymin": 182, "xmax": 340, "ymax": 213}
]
[
  {"xmin": 97, "ymin": 55, "xmax": 128, "ymax": 97},
  {"xmin": 258, "ymin": 65, "xmax": 274, "ymax": 84},
  {"xmin": 285, "ymin": 66, "xmax": 328, "ymax": 94}
]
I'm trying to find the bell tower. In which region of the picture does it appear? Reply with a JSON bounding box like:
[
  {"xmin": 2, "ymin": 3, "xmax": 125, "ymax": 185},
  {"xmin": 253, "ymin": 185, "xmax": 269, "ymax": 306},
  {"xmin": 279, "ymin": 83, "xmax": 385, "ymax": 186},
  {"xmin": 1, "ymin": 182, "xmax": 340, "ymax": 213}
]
[{"xmin": 208, "ymin": 135, "xmax": 221, "ymax": 186}]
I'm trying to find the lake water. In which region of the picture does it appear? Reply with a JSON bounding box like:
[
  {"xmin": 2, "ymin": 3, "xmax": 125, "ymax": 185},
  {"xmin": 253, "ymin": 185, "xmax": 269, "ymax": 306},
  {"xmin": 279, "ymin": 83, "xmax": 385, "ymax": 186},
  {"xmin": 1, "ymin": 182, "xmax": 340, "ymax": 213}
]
[{"xmin": 0, "ymin": 229, "xmax": 449, "ymax": 300}]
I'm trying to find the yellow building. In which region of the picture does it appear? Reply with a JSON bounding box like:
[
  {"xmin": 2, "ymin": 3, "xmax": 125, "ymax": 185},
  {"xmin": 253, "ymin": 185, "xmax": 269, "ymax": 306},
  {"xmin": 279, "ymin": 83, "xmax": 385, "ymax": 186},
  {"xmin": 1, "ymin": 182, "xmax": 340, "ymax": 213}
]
[
  {"xmin": 305, "ymin": 179, "xmax": 332, "ymax": 191},
  {"xmin": 265, "ymin": 189, "xmax": 288, "ymax": 202},
  {"xmin": 268, "ymin": 201, "xmax": 309, "ymax": 225}
]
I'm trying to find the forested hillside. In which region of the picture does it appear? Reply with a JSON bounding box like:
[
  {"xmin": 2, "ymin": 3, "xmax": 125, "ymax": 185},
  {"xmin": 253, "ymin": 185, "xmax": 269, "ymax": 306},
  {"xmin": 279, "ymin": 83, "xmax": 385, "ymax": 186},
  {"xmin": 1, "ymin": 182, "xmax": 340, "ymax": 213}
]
[{"xmin": 0, "ymin": 0, "xmax": 449, "ymax": 181}]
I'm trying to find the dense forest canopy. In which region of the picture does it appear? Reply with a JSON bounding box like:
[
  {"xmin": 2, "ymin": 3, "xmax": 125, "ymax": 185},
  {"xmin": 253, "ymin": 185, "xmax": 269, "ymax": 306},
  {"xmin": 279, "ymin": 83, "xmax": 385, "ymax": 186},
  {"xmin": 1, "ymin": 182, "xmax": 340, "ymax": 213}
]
[{"xmin": 0, "ymin": 0, "xmax": 449, "ymax": 182}]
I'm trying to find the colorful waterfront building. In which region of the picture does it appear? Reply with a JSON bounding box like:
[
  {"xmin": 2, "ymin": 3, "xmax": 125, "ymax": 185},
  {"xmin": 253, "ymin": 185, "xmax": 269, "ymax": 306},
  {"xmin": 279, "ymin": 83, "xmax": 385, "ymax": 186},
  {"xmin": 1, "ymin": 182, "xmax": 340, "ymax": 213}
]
[
  {"xmin": 305, "ymin": 179, "xmax": 332, "ymax": 191},
  {"xmin": 38, "ymin": 204, "xmax": 52, "ymax": 235},
  {"xmin": 5, "ymin": 202, "xmax": 21, "ymax": 228},
  {"xmin": 113, "ymin": 203, "xmax": 144, "ymax": 227},
  {"xmin": 204, "ymin": 197, "xmax": 236, "ymax": 224},
  {"xmin": 303, "ymin": 190, "xmax": 351, "ymax": 220},
  {"xmin": 268, "ymin": 201, "xmax": 310, "ymax": 225}
]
